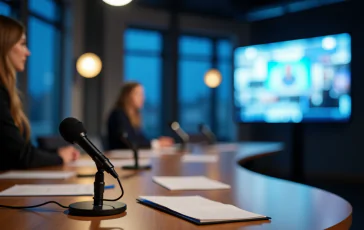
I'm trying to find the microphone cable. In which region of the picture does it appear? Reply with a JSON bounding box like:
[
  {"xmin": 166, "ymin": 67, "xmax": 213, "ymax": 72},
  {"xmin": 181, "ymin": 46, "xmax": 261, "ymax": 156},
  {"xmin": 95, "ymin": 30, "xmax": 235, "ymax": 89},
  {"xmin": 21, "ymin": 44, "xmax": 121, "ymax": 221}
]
[{"xmin": 0, "ymin": 177, "xmax": 124, "ymax": 210}]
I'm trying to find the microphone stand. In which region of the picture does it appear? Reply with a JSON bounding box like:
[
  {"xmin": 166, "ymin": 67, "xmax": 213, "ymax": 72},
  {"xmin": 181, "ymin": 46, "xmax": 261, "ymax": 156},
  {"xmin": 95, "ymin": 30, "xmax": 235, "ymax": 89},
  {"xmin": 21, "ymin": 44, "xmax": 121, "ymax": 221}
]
[
  {"xmin": 169, "ymin": 122, "xmax": 189, "ymax": 152},
  {"xmin": 203, "ymin": 130, "xmax": 216, "ymax": 145},
  {"xmin": 179, "ymin": 136, "xmax": 188, "ymax": 151},
  {"xmin": 68, "ymin": 157, "xmax": 127, "ymax": 216},
  {"xmin": 199, "ymin": 124, "xmax": 216, "ymax": 145},
  {"xmin": 122, "ymin": 133, "xmax": 151, "ymax": 170}
]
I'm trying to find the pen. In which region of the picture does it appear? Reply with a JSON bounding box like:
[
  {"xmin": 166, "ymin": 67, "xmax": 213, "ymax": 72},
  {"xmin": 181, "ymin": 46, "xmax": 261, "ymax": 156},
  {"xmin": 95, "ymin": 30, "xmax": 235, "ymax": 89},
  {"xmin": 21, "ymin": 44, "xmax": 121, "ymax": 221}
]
[{"xmin": 105, "ymin": 184, "xmax": 115, "ymax": 189}]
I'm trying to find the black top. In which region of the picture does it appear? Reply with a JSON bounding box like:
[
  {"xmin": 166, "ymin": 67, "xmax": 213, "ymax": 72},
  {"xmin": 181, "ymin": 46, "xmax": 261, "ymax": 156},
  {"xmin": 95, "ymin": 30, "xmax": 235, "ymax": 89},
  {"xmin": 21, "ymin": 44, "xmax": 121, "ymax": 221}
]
[
  {"xmin": 0, "ymin": 85, "xmax": 63, "ymax": 170},
  {"xmin": 107, "ymin": 108, "xmax": 151, "ymax": 150}
]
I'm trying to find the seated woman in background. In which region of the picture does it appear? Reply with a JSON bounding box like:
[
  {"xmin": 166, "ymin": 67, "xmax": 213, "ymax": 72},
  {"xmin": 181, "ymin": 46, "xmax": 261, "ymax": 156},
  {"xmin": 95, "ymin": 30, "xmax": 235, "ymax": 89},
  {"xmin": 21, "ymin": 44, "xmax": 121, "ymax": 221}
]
[
  {"xmin": 107, "ymin": 81, "xmax": 174, "ymax": 150},
  {"xmin": 0, "ymin": 16, "xmax": 80, "ymax": 170}
]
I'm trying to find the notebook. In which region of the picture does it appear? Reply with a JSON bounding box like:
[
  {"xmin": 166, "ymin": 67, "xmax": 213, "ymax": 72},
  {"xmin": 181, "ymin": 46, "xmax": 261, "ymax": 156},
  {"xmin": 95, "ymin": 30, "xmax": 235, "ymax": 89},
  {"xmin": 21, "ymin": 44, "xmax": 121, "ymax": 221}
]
[{"xmin": 137, "ymin": 196, "xmax": 270, "ymax": 225}]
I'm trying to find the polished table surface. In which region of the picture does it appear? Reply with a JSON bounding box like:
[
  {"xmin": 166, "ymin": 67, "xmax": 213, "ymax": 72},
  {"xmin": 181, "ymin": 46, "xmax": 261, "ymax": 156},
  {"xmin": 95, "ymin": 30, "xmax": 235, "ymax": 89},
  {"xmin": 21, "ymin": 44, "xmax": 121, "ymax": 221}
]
[{"xmin": 0, "ymin": 142, "xmax": 352, "ymax": 230}]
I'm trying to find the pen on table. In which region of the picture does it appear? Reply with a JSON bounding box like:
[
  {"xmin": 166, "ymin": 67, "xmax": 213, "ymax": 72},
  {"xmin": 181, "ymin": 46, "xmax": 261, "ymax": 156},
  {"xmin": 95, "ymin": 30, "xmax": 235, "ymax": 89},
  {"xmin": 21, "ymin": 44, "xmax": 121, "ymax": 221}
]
[{"xmin": 105, "ymin": 184, "xmax": 115, "ymax": 189}]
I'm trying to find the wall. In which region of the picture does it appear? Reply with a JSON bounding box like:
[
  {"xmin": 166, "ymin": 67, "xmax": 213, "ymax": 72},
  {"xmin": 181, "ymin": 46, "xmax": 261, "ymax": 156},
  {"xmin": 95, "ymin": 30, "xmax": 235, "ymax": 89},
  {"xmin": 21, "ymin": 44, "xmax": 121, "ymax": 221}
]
[
  {"xmin": 69, "ymin": 0, "xmax": 85, "ymax": 121},
  {"xmin": 241, "ymin": 1, "xmax": 364, "ymax": 179},
  {"xmin": 68, "ymin": 1, "xmax": 249, "ymax": 136},
  {"xmin": 100, "ymin": 4, "xmax": 249, "ymax": 135}
]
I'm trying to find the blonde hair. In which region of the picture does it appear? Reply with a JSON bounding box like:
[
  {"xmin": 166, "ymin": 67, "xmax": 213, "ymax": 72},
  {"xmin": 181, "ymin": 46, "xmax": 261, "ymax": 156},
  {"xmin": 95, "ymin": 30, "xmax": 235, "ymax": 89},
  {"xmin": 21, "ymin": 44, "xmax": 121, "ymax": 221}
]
[
  {"xmin": 0, "ymin": 16, "xmax": 30, "ymax": 140},
  {"xmin": 114, "ymin": 81, "xmax": 142, "ymax": 128}
]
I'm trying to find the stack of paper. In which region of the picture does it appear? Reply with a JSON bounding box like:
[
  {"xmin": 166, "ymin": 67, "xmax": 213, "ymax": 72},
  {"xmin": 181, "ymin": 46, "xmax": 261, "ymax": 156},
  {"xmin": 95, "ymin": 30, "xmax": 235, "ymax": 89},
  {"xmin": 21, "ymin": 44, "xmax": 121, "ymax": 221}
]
[
  {"xmin": 215, "ymin": 143, "xmax": 238, "ymax": 152},
  {"xmin": 0, "ymin": 184, "xmax": 94, "ymax": 196},
  {"xmin": 107, "ymin": 149, "xmax": 155, "ymax": 158},
  {"xmin": 181, "ymin": 154, "xmax": 218, "ymax": 163},
  {"xmin": 152, "ymin": 176, "xmax": 230, "ymax": 190},
  {"xmin": 0, "ymin": 171, "xmax": 76, "ymax": 179},
  {"xmin": 107, "ymin": 149, "xmax": 176, "ymax": 159},
  {"xmin": 137, "ymin": 196, "xmax": 270, "ymax": 224},
  {"xmin": 68, "ymin": 159, "xmax": 151, "ymax": 167}
]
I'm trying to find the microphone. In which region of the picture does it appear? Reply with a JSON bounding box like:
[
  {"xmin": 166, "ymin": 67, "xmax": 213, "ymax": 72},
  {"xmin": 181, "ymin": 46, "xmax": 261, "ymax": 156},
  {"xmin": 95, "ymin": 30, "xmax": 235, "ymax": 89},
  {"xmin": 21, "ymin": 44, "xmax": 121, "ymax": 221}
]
[
  {"xmin": 59, "ymin": 117, "xmax": 118, "ymax": 178},
  {"xmin": 120, "ymin": 131, "xmax": 151, "ymax": 170},
  {"xmin": 198, "ymin": 124, "xmax": 216, "ymax": 145},
  {"xmin": 58, "ymin": 117, "xmax": 126, "ymax": 217},
  {"xmin": 169, "ymin": 121, "xmax": 189, "ymax": 149}
]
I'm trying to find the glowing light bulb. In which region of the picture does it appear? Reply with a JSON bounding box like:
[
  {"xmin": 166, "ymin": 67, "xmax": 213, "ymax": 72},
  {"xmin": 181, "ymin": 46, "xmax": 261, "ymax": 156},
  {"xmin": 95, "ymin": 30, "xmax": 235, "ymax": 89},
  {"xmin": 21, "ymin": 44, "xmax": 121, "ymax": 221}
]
[
  {"xmin": 204, "ymin": 69, "xmax": 222, "ymax": 88},
  {"xmin": 103, "ymin": 0, "xmax": 133, "ymax": 6},
  {"xmin": 76, "ymin": 53, "xmax": 102, "ymax": 78}
]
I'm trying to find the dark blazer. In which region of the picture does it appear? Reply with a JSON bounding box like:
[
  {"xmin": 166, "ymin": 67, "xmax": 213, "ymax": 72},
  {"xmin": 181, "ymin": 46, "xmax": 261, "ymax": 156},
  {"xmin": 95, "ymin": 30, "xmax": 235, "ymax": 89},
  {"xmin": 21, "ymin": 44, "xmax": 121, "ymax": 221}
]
[
  {"xmin": 107, "ymin": 108, "xmax": 151, "ymax": 150},
  {"xmin": 0, "ymin": 85, "xmax": 63, "ymax": 170}
]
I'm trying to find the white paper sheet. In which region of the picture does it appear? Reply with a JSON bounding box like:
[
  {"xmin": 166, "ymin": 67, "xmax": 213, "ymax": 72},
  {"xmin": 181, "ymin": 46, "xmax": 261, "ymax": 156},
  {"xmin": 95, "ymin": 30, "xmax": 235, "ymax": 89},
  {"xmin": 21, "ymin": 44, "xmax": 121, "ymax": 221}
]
[
  {"xmin": 214, "ymin": 143, "xmax": 239, "ymax": 152},
  {"xmin": 107, "ymin": 149, "xmax": 155, "ymax": 158},
  {"xmin": 68, "ymin": 159, "xmax": 151, "ymax": 167},
  {"xmin": 0, "ymin": 171, "xmax": 76, "ymax": 179},
  {"xmin": 0, "ymin": 184, "xmax": 94, "ymax": 196},
  {"xmin": 107, "ymin": 148, "xmax": 177, "ymax": 159},
  {"xmin": 152, "ymin": 176, "xmax": 230, "ymax": 190},
  {"xmin": 138, "ymin": 195, "xmax": 268, "ymax": 223},
  {"xmin": 181, "ymin": 154, "xmax": 218, "ymax": 163}
]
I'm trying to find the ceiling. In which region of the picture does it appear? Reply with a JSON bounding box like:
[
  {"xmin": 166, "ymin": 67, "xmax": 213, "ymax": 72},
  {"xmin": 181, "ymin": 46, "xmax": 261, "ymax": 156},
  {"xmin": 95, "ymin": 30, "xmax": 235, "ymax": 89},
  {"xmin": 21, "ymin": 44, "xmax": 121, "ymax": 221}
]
[
  {"xmin": 133, "ymin": 0, "xmax": 292, "ymax": 19},
  {"xmin": 132, "ymin": 0, "xmax": 345, "ymax": 21}
]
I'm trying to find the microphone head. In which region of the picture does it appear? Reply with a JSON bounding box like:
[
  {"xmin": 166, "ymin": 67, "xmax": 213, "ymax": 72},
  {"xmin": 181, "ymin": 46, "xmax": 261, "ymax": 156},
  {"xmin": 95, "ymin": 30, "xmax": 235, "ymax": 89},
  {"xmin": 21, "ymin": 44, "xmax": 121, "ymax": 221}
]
[
  {"xmin": 59, "ymin": 117, "xmax": 87, "ymax": 144},
  {"xmin": 169, "ymin": 121, "xmax": 180, "ymax": 131}
]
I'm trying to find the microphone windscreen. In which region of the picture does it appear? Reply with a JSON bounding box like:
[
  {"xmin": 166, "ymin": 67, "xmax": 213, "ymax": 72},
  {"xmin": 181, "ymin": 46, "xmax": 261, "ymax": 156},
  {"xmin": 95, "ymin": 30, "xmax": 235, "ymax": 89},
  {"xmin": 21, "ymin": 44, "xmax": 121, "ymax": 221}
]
[
  {"xmin": 59, "ymin": 117, "xmax": 86, "ymax": 143},
  {"xmin": 169, "ymin": 121, "xmax": 180, "ymax": 130}
]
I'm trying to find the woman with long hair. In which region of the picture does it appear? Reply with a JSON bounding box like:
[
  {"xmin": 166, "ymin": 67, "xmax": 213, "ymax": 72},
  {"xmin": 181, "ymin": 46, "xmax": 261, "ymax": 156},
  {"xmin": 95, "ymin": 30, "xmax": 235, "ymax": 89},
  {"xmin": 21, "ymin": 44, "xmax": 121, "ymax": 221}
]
[
  {"xmin": 0, "ymin": 15, "xmax": 79, "ymax": 170},
  {"xmin": 107, "ymin": 81, "xmax": 174, "ymax": 150}
]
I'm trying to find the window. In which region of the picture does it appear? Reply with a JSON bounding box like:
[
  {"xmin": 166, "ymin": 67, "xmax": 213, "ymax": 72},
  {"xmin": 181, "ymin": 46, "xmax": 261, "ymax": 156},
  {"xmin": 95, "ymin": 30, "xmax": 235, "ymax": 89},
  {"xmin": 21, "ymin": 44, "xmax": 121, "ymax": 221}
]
[
  {"xmin": 29, "ymin": 0, "xmax": 59, "ymax": 22},
  {"xmin": 28, "ymin": 2, "xmax": 62, "ymax": 142},
  {"xmin": 178, "ymin": 36, "xmax": 234, "ymax": 140},
  {"xmin": 0, "ymin": 1, "xmax": 10, "ymax": 16},
  {"xmin": 178, "ymin": 36, "xmax": 212, "ymax": 134},
  {"xmin": 124, "ymin": 28, "xmax": 163, "ymax": 139},
  {"xmin": 216, "ymin": 40, "xmax": 234, "ymax": 141}
]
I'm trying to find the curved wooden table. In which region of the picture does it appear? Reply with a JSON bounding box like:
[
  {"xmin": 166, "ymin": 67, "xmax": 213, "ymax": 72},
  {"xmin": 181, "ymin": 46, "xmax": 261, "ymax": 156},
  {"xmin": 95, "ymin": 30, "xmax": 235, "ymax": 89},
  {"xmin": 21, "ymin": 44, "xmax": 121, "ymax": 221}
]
[{"xmin": 0, "ymin": 142, "xmax": 352, "ymax": 230}]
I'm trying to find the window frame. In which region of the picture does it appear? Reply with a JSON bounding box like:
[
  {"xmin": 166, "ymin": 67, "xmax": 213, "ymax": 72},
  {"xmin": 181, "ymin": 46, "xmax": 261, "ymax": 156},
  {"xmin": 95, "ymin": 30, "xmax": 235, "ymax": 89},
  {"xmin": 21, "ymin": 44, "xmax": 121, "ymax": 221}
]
[
  {"xmin": 123, "ymin": 26, "xmax": 165, "ymax": 139},
  {"xmin": 1, "ymin": 0, "xmax": 67, "ymax": 141},
  {"xmin": 178, "ymin": 33, "xmax": 234, "ymax": 140},
  {"xmin": 27, "ymin": 0, "xmax": 64, "ymax": 139}
]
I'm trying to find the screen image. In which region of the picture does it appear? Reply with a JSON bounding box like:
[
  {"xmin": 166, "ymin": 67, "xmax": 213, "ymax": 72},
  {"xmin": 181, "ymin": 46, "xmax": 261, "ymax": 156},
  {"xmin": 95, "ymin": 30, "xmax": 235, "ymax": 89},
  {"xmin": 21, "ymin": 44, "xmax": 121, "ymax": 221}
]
[{"xmin": 234, "ymin": 33, "xmax": 351, "ymax": 123}]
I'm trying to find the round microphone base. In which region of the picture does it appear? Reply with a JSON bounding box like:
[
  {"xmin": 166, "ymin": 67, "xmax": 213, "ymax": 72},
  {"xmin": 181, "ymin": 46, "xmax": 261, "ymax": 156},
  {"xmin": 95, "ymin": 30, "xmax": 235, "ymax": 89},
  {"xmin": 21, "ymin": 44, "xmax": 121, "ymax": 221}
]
[
  {"xmin": 68, "ymin": 201, "xmax": 127, "ymax": 216},
  {"xmin": 122, "ymin": 165, "xmax": 152, "ymax": 170}
]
